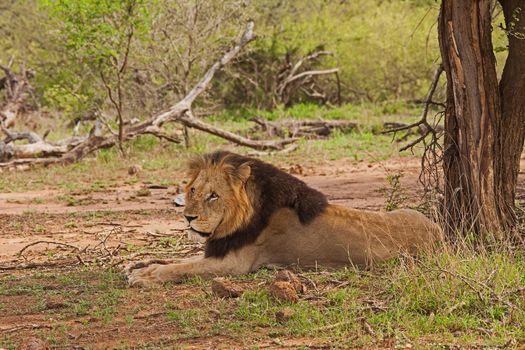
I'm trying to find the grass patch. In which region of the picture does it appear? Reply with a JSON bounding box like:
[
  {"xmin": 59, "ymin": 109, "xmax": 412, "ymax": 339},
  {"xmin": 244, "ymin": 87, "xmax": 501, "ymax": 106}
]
[
  {"xmin": 1, "ymin": 249, "xmax": 524, "ymax": 348},
  {"xmin": 231, "ymin": 250, "xmax": 525, "ymax": 348}
]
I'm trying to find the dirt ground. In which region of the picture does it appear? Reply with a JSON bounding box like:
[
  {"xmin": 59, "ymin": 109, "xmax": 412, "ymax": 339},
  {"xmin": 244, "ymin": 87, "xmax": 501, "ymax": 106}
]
[
  {"xmin": 1, "ymin": 156, "xmax": 524, "ymax": 349},
  {"xmin": 0, "ymin": 157, "xmax": 424, "ymax": 267}
]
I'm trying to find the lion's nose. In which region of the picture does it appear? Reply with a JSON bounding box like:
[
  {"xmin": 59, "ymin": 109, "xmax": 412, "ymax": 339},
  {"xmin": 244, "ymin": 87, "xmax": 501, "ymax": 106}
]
[{"xmin": 184, "ymin": 215, "xmax": 198, "ymax": 223}]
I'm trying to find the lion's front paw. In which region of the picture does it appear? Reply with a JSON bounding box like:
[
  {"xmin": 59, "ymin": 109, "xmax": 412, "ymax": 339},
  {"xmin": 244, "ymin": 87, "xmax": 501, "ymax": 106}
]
[{"xmin": 126, "ymin": 263, "xmax": 165, "ymax": 287}]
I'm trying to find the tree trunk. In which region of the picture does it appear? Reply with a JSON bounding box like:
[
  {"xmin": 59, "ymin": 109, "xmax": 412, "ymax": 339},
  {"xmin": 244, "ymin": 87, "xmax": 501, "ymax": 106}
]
[
  {"xmin": 438, "ymin": 0, "xmax": 525, "ymax": 239},
  {"xmin": 496, "ymin": 0, "xmax": 525, "ymax": 235},
  {"xmin": 439, "ymin": 1, "xmax": 503, "ymax": 237}
]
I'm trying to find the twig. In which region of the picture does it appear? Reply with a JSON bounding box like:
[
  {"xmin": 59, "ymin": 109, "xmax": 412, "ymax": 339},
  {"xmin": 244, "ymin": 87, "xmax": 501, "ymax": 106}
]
[
  {"xmin": 0, "ymin": 260, "xmax": 81, "ymax": 271},
  {"xmin": 17, "ymin": 241, "xmax": 80, "ymax": 257},
  {"xmin": 426, "ymin": 262, "xmax": 517, "ymax": 310},
  {"xmin": 382, "ymin": 63, "xmax": 444, "ymax": 152},
  {"xmin": 314, "ymin": 320, "xmax": 353, "ymax": 331},
  {"xmin": 0, "ymin": 324, "xmax": 53, "ymax": 333}
]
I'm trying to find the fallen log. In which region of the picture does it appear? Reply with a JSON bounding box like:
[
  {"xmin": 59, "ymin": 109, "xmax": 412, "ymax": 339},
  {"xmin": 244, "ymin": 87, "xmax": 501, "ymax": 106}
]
[{"xmin": 249, "ymin": 117, "xmax": 358, "ymax": 138}]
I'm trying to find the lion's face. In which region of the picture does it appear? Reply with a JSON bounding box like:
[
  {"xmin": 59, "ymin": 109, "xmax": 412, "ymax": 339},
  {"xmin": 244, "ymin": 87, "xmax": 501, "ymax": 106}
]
[{"xmin": 183, "ymin": 156, "xmax": 253, "ymax": 242}]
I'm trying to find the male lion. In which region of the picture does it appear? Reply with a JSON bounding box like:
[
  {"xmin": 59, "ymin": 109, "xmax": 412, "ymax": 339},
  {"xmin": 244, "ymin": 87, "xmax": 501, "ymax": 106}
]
[{"xmin": 126, "ymin": 151, "xmax": 441, "ymax": 286}]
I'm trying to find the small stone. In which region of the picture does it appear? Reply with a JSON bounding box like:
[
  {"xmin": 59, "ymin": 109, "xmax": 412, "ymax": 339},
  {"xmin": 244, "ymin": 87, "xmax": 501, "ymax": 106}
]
[
  {"xmin": 275, "ymin": 270, "xmax": 303, "ymax": 293},
  {"xmin": 19, "ymin": 337, "xmax": 49, "ymax": 350},
  {"xmin": 268, "ymin": 281, "xmax": 298, "ymax": 303},
  {"xmin": 275, "ymin": 307, "xmax": 294, "ymax": 322},
  {"xmin": 128, "ymin": 164, "xmax": 142, "ymax": 176},
  {"xmin": 211, "ymin": 278, "xmax": 243, "ymax": 298},
  {"xmin": 173, "ymin": 193, "xmax": 186, "ymax": 207}
]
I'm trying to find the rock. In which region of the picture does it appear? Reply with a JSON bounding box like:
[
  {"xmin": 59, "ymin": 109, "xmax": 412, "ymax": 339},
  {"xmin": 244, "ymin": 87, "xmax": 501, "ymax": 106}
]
[
  {"xmin": 268, "ymin": 281, "xmax": 298, "ymax": 303},
  {"xmin": 173, "ymin": 193, "xmax": 186, "ymax": 207},
  {"xmin": 275, "ymin": 270, "xmax": 303, "ymax": 293},
  {"xmin": 128, "ymin": 164, "xmax": 142, "ymax": 175},
  {"xmin": 211, "ymin": 278, "xmax": 243, "ymax": 298},
  {"xmin": 275, "ymin": 307, "xmax": 294, "ymax": 322},
  {"xmin": 19, "ymin": 337, "xmax": 49, "ymax": 350}
]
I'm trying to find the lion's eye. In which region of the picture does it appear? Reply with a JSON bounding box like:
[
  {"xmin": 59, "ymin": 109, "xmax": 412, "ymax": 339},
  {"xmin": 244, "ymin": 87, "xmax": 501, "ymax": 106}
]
[
  {"xmin": 209, "ymin": 192, "xmax": 219, "ymax": 201},
  {"xmin": 190, "ymin": 187, "xmax": 195, "ymax": 194}
]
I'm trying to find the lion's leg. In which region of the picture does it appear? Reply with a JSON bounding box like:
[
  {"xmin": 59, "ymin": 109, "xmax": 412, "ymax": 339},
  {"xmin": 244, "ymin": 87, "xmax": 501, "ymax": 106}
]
[{"xmin": 126, "ymin": 250, "xmax": 256, "ymax": 287}]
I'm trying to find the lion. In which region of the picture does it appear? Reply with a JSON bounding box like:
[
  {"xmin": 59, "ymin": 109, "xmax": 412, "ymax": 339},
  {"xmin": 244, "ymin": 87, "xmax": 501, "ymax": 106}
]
[{"xmin": 126, "ymin": 151, "xmax": 442, "ymax": 286}]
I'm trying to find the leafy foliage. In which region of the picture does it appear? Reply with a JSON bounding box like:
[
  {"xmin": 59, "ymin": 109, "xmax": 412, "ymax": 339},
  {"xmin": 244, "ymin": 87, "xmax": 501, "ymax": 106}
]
[{"xmin": 0, "ymin": 0, "xmax": 510, "ymax": 123}]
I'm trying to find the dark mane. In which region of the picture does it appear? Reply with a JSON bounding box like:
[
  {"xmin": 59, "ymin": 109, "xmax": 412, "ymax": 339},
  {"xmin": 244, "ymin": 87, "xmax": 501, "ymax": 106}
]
[{"xmin": 204, "ymin": 151, "xmax": 327, "ymax": 258}]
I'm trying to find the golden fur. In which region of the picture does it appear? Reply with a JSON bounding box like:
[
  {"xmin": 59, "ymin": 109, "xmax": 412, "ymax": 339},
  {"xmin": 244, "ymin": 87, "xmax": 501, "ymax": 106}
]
[{"xmin": 126, "ymin": 152, "xmax": 442, "ymax": 286}]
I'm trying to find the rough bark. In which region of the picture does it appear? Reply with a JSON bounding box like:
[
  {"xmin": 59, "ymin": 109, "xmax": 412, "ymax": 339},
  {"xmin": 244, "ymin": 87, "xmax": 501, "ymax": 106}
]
[
  {"xmin": 439, "ymin": 0, "xmax": 504, "ymax": 236},
  {"xmin": 438, "ymin": 0, "xmax": 525, "ymax": 238},
  {"xmin": 496, "ymin": 0, "xmax": 525, "ymax": 232}
]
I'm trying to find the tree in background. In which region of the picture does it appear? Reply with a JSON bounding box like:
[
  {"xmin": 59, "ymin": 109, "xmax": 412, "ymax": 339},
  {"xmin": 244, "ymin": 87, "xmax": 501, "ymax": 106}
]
[
  {"xmin": 438, "ymin": 1, "xmax": 525, "ymax": 239},
  {"xmin": 44, "ymin": 0, "xmax": 152, "ymax": 154}
]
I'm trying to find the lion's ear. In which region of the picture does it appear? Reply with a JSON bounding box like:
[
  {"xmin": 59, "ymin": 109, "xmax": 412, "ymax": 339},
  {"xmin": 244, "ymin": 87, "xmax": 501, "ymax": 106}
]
[
  {"xmin": 237, "ymin": 162, "xmax": 251, "ymax": 183},
  {"xmin": 228, "ymin": 162, "xmax": 251, "ymax": 185}
]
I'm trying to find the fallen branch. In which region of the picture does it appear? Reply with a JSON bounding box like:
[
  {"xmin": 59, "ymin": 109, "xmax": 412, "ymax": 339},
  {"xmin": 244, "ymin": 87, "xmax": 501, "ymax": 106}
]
[
  {"xmin": 0, "ymin": 21, "xmax": 299, "ymax": 170},
  {"xmin": 0, "ymin": 63, "xmax": 34, "ymax": 128},
  {"xmin": 250, "ymin": 117, "xmax": 358, "ymax": 139},
  {"xmin": 181, "ymin": 111, "xmax": 297, "ymax": 150},
  {"xmin": 246, "ymin": 143, "xmax": 299, "ymax": 157},
  {"xmin": 0, "ymin": 323, "xmax": 53, "ymax": 333},
  {"xmin": 17, "ymin": 240, "xmax": 81, "ymax": 257}
]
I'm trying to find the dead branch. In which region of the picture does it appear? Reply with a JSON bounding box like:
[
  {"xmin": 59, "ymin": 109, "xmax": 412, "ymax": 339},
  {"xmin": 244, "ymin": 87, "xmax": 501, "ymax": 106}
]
[
  {"xmin": 0, "ymin": 125, "xmax": 88, "ymax": 162},
  {"xmin": 279, "ymin": 68, "xmax": 339, "ymax": 94},
  {"xmin": 287, "ymin": 51, "xmax": 333, "ymax": 79},
  {"xmin": 0, "ymin": 324, "xmax": 53, "ymax": 334},
  {"xmin": 250, "ymin": 117, "xmax": 358, "ymax": 139},
  {"xmin": 246, "ymin": 143, "xmax": 299, "ymax": 157},
  {"xmin": 0, "ymin": 64, "xmax": 35, "ymax": 128},
  {"xmin": 143, "ymin": 126, "xmax": 181, "ymax": 143},
  {"xmin": 0, "ymin": 21, "xmax": 300, "ymax": 170},
  {"xmin": 180, "ymin": 111, "xmax": 297, "ymax": 150},
  {"xmin": 275, "ymin": 50, "xmax": 339, "ymax": 106},
  {"xmin": 382, "ymin": 64, "xmax": 444, "ymax": 152},
  {"xmin": 2, "ymin": 127, "xmax": 41, "ymax": 143},
  {"xmin": 17, "ymin": 240, "xmax": 81, "ymax": 257}
]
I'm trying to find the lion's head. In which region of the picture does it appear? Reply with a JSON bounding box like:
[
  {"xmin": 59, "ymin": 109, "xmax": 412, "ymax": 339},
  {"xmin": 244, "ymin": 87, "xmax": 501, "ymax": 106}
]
[
  {"xmin": 183, "ymin": 151, "xmax": 254, "ymax": 243},
  {"xmin": 182, "ymin": 151, "xmax": 327, "ymax": 258}
]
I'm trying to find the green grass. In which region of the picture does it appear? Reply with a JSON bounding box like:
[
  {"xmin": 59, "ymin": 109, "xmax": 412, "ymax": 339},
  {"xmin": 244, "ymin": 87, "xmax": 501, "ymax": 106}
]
[
  {"xmin": 212, "ymin": 101, "xmax": 422, "ymax": 125},
  {"xmin": 1, "ymin": 249, "xmax": 524, "ymax": 348},
  {"xmin": 231, "ymin": 251, "xmax": 525, "ymax": 348}
]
